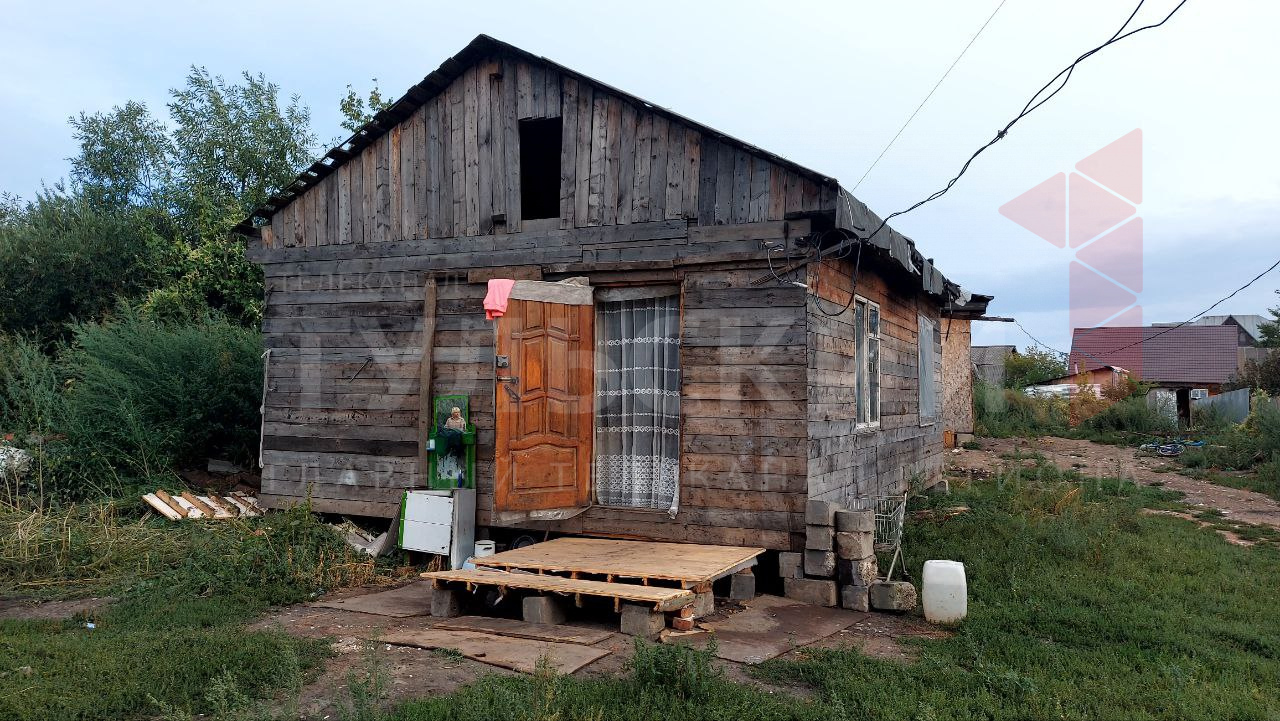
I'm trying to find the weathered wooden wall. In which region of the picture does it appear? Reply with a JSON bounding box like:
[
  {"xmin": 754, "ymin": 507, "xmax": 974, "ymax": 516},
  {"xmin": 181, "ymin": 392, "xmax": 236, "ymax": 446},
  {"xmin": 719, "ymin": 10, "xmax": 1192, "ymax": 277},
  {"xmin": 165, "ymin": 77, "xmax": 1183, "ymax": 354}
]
[
  {"xmin": 255, "ymin": 220, "xmax": 813, "ymax": 547},
  {"xmin": 941, "ymin": 317, "xmax": 974, "ymax": 438},
  {"xmin": 263, "ymin": 54, "xmax": 833, "ymax": 250},
  {"xmin": 804, "ymin": 256, "xmax": 943, "ymax": 505}
]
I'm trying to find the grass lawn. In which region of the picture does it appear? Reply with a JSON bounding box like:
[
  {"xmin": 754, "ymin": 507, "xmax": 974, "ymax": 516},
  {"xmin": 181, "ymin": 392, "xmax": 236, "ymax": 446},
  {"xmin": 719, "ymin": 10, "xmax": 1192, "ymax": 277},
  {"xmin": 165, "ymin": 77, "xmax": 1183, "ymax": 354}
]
[
  {"xmin": 0, "ymin": 504, "xmax": 390, "ymax": 721},
  {"xmin": 387, "ymin": 465, "xmax": 1280, "ymax": 721},
  {"xmin": 3, "ymin": 462, "xmax": 1278, "ymax": 720}
]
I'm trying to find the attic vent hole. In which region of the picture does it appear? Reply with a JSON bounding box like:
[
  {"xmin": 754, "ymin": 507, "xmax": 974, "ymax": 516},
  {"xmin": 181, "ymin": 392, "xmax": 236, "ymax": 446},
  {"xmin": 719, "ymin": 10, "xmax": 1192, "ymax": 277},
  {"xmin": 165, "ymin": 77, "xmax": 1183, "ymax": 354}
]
[{"xmin": 519, "ymin": 118, "xmax": 562, "ymax": 221}]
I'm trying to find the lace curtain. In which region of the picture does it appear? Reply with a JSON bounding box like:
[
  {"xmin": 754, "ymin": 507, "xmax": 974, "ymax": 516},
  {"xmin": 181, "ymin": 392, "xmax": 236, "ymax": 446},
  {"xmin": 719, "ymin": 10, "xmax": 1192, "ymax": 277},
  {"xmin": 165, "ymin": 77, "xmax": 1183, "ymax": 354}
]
[{"xmin": 594, "ymin": 294, "xmax": 681, "ymax": 514}]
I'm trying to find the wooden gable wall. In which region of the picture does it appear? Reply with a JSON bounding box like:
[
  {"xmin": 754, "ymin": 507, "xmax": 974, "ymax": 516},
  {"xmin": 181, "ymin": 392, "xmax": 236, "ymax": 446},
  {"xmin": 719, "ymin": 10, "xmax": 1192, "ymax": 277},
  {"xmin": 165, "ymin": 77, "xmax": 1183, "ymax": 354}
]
[{"xmin": 262, "ymin": 54, "xmax": 834, "ymax": 250}]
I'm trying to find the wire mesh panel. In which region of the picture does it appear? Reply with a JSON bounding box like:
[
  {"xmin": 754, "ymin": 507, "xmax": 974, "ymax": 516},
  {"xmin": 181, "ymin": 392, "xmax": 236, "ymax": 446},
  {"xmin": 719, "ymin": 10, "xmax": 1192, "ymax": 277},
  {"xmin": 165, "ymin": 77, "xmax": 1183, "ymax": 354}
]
[
  {"xmin": 847, "ymin": 494, "xmax": 907, "ymax": 551},
  {"xmin": 847, "ymin": 492, "xmax": 908, "ymax": 580}
]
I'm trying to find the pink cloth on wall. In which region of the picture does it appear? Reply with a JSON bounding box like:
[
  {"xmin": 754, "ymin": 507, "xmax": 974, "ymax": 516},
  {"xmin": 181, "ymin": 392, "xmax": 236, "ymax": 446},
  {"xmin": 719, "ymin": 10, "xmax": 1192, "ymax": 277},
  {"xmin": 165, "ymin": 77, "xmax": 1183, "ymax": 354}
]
[{"xmin": 484, "ymin": 279, "xmax": 517, "ymax": 320}]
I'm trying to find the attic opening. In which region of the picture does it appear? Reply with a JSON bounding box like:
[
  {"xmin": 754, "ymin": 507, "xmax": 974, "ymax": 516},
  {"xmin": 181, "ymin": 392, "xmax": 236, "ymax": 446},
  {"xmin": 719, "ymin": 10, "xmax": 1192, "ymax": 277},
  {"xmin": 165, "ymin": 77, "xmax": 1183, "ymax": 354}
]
[{"xmin": 519, "ymin": 118, "xmax": 563, "ymax": 220}]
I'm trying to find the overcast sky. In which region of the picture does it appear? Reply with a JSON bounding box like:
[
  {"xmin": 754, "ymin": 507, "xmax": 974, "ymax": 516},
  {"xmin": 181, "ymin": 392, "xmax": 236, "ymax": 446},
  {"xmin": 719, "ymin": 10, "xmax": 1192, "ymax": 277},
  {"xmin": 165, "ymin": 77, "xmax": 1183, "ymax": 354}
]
[{"xmin": 2, "ymin": 0, "xmax": 1276, "ymax": 351}]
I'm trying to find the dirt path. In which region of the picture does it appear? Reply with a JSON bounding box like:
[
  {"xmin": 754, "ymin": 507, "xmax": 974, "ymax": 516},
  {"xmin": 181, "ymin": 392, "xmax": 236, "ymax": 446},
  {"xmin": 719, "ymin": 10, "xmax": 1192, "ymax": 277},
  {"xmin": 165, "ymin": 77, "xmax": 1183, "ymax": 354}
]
[{"xmin": 948, "ymin": 436, "xmax": 1280, "ymax": 532}]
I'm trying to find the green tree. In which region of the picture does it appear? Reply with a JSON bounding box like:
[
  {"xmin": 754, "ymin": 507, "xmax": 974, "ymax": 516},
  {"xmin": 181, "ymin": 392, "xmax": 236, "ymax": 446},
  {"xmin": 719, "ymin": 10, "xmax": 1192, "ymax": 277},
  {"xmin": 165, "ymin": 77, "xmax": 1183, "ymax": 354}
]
[
  {"xmin": 1258, "ymin": 290, "xmax": 1280, "ymax": 348},
  {"xmin": 0, "ymin": 192, "xmax": 164, "ymax": 342},
  {"xmin": 338, "ymin": 79, "xmax": 393, "ymax": 134},
  {"xmin": 1004, "ymin": 346, "xmax": 1068, "ymax": 389},
  {"xmin": 50, "ymin": 67, "xmax": 319, "ymax": 328}
]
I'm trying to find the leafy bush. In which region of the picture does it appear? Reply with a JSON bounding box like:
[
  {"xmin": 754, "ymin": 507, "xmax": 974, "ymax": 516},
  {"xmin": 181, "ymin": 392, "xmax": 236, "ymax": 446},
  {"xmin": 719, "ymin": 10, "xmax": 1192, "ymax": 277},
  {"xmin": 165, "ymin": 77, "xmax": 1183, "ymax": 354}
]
[
  {"xmin": 1079, "ymin": 395, "xmax": 1175, "ymax": 436},
  {"xmin": 53, "ymin": 311, "xmax": 262, "ymax": 497},
  {"xmin": 0, "ymin": 195, "xmax": 163, "ymax": 342},
  {"xmin": 974, "ymin": 380, "xmax": 1068, "ymax": 437},
  {"xmin": 0, "ymin": 334, "xmax": 64, "ymax": 439},
  {"xmin": 1, "ymin": 312, "xmax": 262, "ymax": 502}
]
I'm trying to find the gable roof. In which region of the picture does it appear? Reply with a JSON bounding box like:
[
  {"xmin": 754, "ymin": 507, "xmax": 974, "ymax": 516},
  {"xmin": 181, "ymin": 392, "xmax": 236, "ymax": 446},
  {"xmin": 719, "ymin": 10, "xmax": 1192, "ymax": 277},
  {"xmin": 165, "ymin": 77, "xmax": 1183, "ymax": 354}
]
[
  {"xmin": 237, "ymin": 34, "xmax": 990, "ymax": 314},
  {"xmin": 1153, "ymin": 314, "xmax": 1268, "ymax": 344},
  {"xmin": 1069, "ymin": 325, "xmax": 1238, "ymax": 385},
  {"xmin": 240, "ymin": 34, "xmax": 834, "ymax": 230}
]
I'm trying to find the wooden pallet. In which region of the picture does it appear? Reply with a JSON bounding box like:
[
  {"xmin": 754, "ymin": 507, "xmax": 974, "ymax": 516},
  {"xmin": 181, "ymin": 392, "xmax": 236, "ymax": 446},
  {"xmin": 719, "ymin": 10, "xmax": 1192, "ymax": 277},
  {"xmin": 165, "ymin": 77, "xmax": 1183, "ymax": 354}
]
[
  {"xmin": 422, "ymin": 568, "xmax": 695, "ymax": 611},
  {"xmin": 471, "ymin": 537, "xmax": 763, "ymax": 589}
]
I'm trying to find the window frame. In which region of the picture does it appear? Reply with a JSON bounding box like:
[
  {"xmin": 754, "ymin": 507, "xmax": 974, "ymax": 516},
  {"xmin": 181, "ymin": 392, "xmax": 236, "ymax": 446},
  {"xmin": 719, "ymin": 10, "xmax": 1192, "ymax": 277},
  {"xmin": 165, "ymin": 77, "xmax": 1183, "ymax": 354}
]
[
  {"xmin": 918, "ymin": 313, "xmax": 938, "ymax": 426},
  {"xmin": 854, "ymin": 296, "xmax": 881, "ymax": 431}
]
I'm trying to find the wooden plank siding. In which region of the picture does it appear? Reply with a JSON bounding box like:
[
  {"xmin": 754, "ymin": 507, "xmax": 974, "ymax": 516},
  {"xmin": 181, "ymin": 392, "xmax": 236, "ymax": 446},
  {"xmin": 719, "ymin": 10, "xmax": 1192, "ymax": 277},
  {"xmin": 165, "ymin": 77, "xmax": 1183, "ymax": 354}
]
[
  {"xmin": 265, "ymin": 54, "xmax": 833, "ymax": 249},
  {"xmin": 804, "ymin": 255, "xmax": 944, "ymax": 506},
  {"xmin": 249, "ymin": 48, "xmax": 952, "ymax": 551}
]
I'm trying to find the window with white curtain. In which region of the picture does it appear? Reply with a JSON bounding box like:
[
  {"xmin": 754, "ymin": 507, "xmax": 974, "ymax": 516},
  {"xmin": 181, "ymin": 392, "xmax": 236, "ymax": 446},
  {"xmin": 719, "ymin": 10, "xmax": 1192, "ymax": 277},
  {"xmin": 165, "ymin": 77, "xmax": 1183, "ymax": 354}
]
[
  {"xmin": 593, "ymin": 290, "xmax": 681, "ymax": 514},
  {"xmin": 918, "ymin": 314, "xmax": 938, "ymax": 424},
  {"xmin": 855, "ymin": 298, "xmax": 881, "ymax": 428}
]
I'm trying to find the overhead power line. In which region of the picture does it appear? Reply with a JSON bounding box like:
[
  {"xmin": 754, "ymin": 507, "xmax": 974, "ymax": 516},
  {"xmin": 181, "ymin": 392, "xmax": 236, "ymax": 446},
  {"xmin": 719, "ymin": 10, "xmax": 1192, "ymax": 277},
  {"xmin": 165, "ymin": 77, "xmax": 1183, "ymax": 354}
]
[
  {"xmin": 850, "ymin": 0, "xmax": 1009, "ymax": 192},
  {"xmin": 1011, "ymin": 255, "xmax": 1280, "ymax": 378},
  {"xmin": 854, "ymin": 0, "xmax": 1189, "ymax": 249}
]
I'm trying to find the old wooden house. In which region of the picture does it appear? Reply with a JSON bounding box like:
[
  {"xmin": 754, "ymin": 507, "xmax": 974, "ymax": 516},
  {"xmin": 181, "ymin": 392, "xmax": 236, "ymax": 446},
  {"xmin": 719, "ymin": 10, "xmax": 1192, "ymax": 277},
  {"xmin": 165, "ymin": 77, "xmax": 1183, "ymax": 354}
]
[{"xmin": 240, "ymin": 35, "xmax": 992, "ymax": 552}]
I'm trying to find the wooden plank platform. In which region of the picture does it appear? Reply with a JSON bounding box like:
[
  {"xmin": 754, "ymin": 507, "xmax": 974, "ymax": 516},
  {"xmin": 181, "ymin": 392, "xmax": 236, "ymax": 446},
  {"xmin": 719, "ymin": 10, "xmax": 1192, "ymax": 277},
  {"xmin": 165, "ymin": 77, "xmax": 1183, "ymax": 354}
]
[
  {"xmin": 471, "ymin": 537, "xmax": 764, "ymax": 586},
  {"xmin": 421, "ymin": 568, "xmax": 695, "ymax": 611}
]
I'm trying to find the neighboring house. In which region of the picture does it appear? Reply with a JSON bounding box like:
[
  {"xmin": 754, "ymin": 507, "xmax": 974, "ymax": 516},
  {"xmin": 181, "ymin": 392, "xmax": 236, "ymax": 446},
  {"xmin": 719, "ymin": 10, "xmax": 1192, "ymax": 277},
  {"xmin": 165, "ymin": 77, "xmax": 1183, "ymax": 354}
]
[
  {"xmin": 238, "ymin": 35, "xmax": 992, "ymax": 552},
  {"xmin": 1065, "ymin": 325, "xmax": 1238, "ymax": 424},
  {"xmin": 1025, "ymin": 364, "xmax": 1127, "ymax": 399},
  {"xmin": 971, "ymin": 345, "xmax": 1017, "ymax": 387},
  {"xmin": 1152, "ymin": 314, "xmax": 1268, "ymax": 347}
]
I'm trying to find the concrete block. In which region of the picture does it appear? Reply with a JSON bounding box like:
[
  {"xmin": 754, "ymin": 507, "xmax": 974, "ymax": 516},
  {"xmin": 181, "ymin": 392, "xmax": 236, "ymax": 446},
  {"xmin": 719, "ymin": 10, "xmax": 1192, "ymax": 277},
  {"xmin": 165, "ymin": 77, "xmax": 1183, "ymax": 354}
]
[
  {"xmin": 835, "ymin": 509, "xmax": 875, "ymax": 533},
  {"xmin": 869, "ymin": 581, "xmax": 917, "ymax": 612},
  {"xmin": 783, "ymin": 577, "xmax": 838, "ymax": 607},
  {"xmin": 620, "ymin": 603, "xmax": 666, "ymax": 638},
  {"xmin": 840, "ymin": 584, "xmax": 870, "ymax": 612},
  {"xmin": 522, "ymin": 595, "xmax": 566, "ymax": 625},
  {"xmin": 805, "ymin": 499, "xmax": 839, "ymax": 526},
  {"xmin": 431, "ymin": 588, "xmax": 464, "ymax": 618},
  {"xmin": 835, "ymin": 531, "xmax": 874, "ymax": 560},
  {"xmin": 729, "ymin": 572, "xmax": 756, "ymax": 601},
  {"xmin": 692, "ymin": 590, "xmax": 715, "ymax": 618},
  {"xmin": 836, "ymin": 557, "xmax": 879, "ymax": 587},
  {"xmin": 778, "ymin": 551, "xmax": 804, "ymax": 579},
  {"xmin": 804, "ymin": 550, "xmax": 836, "ymax": 577},
  {"xmin": 805, "ymin": 524, "xmax": 833, "ymax": 551}
]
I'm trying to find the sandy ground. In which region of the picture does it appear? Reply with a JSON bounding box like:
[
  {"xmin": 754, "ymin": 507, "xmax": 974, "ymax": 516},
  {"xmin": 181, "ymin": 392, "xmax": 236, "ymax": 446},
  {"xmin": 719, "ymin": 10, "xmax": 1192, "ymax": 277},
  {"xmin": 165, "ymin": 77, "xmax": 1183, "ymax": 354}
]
[{"xmin": 947, "ymin": 436, "xmax": 1280, "ymax": 533}]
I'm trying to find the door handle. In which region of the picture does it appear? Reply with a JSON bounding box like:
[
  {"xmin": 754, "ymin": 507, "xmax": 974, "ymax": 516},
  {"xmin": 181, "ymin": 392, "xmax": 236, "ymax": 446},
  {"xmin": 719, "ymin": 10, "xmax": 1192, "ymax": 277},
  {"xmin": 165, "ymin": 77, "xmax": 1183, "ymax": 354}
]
[{"xmin": 498, "ymin": 376, "xmax": 520, "ymax": 402}]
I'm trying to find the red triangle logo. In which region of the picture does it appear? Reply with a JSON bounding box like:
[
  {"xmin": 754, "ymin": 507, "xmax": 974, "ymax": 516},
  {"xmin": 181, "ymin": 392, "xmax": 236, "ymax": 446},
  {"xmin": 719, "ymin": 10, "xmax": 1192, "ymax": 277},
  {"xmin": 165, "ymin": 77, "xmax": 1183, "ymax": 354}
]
[
  {"xmin": 998, "ymin": 173, "xmax": 1065, "ymax": 247},
  {"xmin": 1068, "ymin": 261, "xmax": 1137, "ymax": 330},
  {"xmin": 1069, "ymin": 173, "xmax": 1134, "ymax": 248},
  {"xmin": 1076, "ymin": 129, "xmax": 1142, "ymax": 204},
  {"xmin": 1075, "ymin": 218, "xmax": 1143, "ymax": 293}
]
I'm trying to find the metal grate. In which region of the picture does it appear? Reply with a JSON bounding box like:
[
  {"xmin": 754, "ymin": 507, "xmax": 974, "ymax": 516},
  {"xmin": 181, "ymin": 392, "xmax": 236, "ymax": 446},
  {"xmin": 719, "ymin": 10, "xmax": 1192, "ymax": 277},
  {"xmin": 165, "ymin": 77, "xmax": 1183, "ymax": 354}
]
[{"xmin": 847, "ymin": 492, "xmax": 908, "ymax": 580}]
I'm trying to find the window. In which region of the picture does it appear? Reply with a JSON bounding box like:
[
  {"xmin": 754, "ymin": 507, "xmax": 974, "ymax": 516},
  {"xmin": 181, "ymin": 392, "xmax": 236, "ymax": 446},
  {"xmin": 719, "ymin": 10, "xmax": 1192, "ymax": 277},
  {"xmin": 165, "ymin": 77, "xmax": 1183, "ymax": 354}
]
[
  {"xmin": 855, "ymin": 298, "xmax": 881, "ymax": 427},
  {"xmin": 918, "ymin": 314, "xmax": 938, "ymax": 424},
  {"xmin": 593, "ymin": 291, "xmax": 682, "ymax": 514},
  {"xmin": 518, "ymin": 118, "xmax": 562, "ymax": 220}
]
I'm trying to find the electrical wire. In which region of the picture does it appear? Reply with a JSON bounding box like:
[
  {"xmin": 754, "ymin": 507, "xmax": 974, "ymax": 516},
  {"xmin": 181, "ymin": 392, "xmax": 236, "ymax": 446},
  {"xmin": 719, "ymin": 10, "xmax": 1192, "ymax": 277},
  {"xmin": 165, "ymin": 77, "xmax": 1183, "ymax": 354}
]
[
  {"xmin": 1009, "ymin": 255, "xmax": 1280, "ymax": 384},
  {"xmin": 855, "ymin": 0, "xmax": 1187, "ymax": 248},
  {"xmin": 851, "ymin": 0, "xmax": 1009, "ymax": 192}
]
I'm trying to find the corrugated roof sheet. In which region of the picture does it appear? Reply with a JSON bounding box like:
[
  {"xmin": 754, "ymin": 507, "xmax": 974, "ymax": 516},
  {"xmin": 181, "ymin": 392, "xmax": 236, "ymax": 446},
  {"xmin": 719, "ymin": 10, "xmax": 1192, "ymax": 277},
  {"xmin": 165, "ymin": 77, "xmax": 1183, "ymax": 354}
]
[{"xmin": 1069, "ymin": 325, "xmax": 1238, "ymax": 385}]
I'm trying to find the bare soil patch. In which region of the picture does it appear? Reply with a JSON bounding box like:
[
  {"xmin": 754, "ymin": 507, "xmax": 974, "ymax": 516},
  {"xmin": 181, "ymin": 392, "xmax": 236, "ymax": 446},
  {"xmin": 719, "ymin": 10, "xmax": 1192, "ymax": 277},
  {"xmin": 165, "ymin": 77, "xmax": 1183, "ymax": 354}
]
[{"xmin": 949, "ymin": 436, "xmax": 1280, "ymax": 536}]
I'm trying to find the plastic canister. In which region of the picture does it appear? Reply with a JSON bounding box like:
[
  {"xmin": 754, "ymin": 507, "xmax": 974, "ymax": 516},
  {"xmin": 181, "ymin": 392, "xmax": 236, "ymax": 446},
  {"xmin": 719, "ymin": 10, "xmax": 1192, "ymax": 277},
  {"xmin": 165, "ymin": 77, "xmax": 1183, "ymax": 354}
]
[
  {"xmin": 473, "ymin": 540, "xmax": 496, "ymax": 558},
  {"xmin": 922, "ymin": 560, "xmax": 967, "ymax": 624}
]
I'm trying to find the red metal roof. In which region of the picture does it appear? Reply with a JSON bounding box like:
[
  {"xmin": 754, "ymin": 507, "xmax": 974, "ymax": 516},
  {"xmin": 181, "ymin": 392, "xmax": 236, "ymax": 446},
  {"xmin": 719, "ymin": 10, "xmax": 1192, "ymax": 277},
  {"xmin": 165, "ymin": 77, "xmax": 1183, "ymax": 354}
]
[{"xmin": 1069, "ymin": 325, "xmax": 1238, "ymax": 386}]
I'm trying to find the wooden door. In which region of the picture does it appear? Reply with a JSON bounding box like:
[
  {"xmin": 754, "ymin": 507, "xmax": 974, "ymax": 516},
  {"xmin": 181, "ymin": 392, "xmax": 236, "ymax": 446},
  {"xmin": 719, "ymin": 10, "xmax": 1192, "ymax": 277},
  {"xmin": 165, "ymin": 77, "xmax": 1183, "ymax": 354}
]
[{"xmin": 495, "ymin": 299, "xmax": 594, "ymax": 511}]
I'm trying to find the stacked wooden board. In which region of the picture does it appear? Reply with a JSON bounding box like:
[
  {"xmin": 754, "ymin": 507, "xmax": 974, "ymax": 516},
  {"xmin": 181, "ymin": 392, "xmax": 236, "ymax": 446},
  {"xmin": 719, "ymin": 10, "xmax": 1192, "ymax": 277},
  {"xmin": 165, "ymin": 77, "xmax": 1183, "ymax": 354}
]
[{"xmin": 143, "ymin": 490, "xmax": 264, "ymax": 520}]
